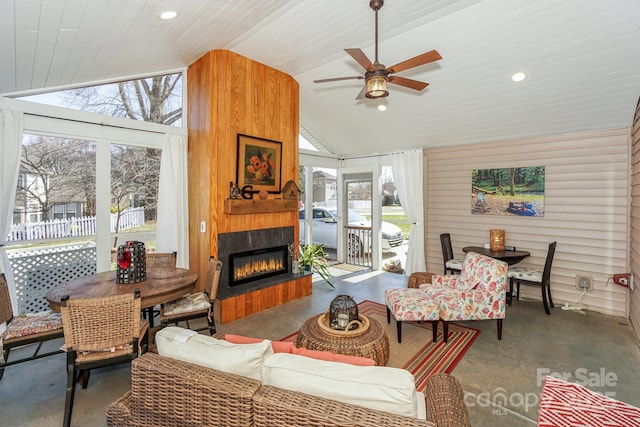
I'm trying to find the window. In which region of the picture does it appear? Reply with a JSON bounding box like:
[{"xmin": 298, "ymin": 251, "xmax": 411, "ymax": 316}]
[
  {"xmin": 299, "ymin": 166, "xmax": 338, "ymax": 256},
  {"xmin": 12, "ymin": 134, "xmax": 96, "ymax": 242},
  {"xmin": 52, "ymin": 204, "xmax": 64, "ymax": 219},
  {"xmin": 66, "ymin": 203, "xmax": 76, "ymax": 219},
  {"xmin": 8, "ymin": 71, "xmax": 183, "ymax": 267},
  {"xmin": 16, "ymin": 73, "xmax": 183, "ymax": 127},
  {"xmin": 8, "ymin": 131, "xmax": 162, "ymax": 269},
  {"xmin": 110, "ymin": 144, "xmax": 161, "ymax": 249},
  {"xmin": 2, "ymin": 94, "xmax": 185, "ymax": 314}
]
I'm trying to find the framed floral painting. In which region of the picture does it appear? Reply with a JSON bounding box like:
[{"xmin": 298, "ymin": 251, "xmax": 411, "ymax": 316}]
[{"xmin": 236, "ymin": 134, "xmax": 282, "ymax": 193}]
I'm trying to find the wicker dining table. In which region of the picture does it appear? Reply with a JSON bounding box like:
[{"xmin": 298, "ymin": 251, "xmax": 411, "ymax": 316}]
[{"xmin": 295, "ymin": 312, "xmax": 390, "ymax": 366}]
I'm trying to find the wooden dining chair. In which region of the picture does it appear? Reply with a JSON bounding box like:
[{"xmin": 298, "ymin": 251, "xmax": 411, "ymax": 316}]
[
  {"xmin": 507, "ymin": 242, "xmax": 557, "ymax": 315},
  {"xmin": 0, "ymin": 273, "xmax": 64, "ymax": 380},
  {"xmin": 60, "ymin": 290, "xmax": 148, "ymax": 427},
  {"xmin": 160, "ymin": 257, "xmax": 222, "ymax": 335},
  {"xmin": 440, "ymin": 233, "xmax": 463, "ymax": 274}
]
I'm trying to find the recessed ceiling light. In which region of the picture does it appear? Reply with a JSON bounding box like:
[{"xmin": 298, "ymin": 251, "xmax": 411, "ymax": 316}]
[
  {"xmin": 512, "ymin": 72, "xmax": 526, "ymax": 82},
  {"xmin": 377, "ymin": 104, "xmax": 387, "ymax": 112},
  {"xmin": 160, "ymin": 10, "xmax": 178, "ymax": 20}
]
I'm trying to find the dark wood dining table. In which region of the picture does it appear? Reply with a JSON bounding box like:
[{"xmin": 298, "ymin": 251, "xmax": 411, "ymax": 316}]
[
  {"xmin": 46, "ymin": 267, "xmax": 198, "ymax": 325},
  {"xmin": 462, "ymin": 246, "xmax": 530, "ymax": 266}
]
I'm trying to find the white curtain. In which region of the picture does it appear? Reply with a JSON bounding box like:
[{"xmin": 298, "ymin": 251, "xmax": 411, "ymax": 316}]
[
  {"xmin": 156, "ymin": 133, "xmax": 190, "ymax": 268},
  {"xmin": 391, "ymin": 149, "xmax": 426, "ymax": 275},
  {"xmin": 0, "ymin": 109, "xmax": 24, "ymax": 316}
]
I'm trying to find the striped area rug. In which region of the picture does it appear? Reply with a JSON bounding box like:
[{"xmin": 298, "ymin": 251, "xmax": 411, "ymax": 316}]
[{"xmin": 281, "ymin": 299, "xmax": 479, "ymax": 392}]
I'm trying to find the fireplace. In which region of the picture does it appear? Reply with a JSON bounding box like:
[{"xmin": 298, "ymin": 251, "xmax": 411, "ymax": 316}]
[
  {"xmin": 217, "ymin": 226, "xmax": 297, "ymax": 298},
  {"xmin": 229, "ymin": 245, "xmax": 288, "ymax": 286}
]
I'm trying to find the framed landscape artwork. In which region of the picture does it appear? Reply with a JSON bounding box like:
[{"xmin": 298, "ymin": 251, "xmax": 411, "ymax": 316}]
[
  {"xmin": 236, "ymin": 134, "xmax": 282, "ymax": 193},
  {"xmin": 471, "ymin": 166, "xmax": 545, "ymax": 217}
]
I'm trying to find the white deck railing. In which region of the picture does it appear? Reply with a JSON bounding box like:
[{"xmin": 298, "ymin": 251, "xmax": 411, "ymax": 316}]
[{"xmin": 346, "ymin": 225, "xmax": 372, "ymax": 268}]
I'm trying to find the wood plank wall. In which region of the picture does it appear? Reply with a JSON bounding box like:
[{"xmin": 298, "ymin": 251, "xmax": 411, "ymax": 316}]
[
  {"xmin": 629, "ymin": 97, "xmax": 640, "ymax": 341},
  {"xmin": 187, "ymin": 50, "xmax": 309, "ymax": 321},
  {"xmin": 425, "ymin": 128, "xmax": 630, "ymax": 317}
]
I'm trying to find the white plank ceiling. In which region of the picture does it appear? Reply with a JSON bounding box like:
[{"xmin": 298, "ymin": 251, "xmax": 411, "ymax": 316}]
[{"xmin": 1, "ymin": 0, "xmax": 639, "ymax": 157}]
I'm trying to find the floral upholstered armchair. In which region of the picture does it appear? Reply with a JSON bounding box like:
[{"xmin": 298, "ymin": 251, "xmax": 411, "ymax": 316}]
[{"xmin": 420, "ymin": 252, "xmax": 508, "ymax": 341}]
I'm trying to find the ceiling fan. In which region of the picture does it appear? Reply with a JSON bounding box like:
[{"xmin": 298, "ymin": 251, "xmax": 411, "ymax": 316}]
[{"xmin": 314, "ymin": 0, "xmax": 442, "ymax": 100}]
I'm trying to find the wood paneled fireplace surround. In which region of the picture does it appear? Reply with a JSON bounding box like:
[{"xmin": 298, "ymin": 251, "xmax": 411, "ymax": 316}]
[{"xmin": 187, "ymin": 49, "xmax": 310, "ymax": 324}]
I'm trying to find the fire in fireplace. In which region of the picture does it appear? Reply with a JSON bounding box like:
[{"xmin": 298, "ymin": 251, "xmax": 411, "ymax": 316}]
[{"xmin": 229, "ymin": 245, "xmax": 289, "ymax": 286}]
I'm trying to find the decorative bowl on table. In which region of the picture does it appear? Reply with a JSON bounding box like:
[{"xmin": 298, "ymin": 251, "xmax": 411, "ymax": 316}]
[{"xmin": 317, "ymin": 312, "xmax": 370, "ymax": 337}]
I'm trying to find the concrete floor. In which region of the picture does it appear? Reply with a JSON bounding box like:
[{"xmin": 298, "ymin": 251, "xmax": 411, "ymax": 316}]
[{"xmin": 2, "ymin": 267, "xmax": 640, "ymax": 426}]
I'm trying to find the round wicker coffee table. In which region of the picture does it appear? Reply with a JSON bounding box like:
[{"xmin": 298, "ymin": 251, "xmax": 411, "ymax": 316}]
[{"xmin": 296, "ymin": 313, "xmax": 390, "ymax": 366}]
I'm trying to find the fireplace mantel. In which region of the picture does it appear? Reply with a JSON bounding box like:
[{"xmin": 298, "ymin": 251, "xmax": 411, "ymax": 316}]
[{"xmin": 224, "ymin": 198, "xmax": 298, "ymax": 215}]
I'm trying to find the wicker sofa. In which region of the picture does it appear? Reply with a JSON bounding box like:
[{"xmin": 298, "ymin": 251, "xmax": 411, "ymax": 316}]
[{"xmin": 106, "ymin": 352, "xmax": 471, "ymax": 427}]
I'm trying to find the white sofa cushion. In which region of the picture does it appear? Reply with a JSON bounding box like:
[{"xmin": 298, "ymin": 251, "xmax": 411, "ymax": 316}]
[
  {"xmin": 262, "ymin": 353, "xmax": 426, "ymax": 420},
  {"xmin": 155, "ymin": 326, "xmax": 273, "ymax": 381}
]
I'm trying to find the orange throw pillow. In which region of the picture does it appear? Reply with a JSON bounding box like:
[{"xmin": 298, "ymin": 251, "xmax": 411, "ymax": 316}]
[
  {"xmin": 293, "ymin": 347, "xmax": 376, "ymax": 366},
  {"xmin": 223, "ymin": 334, "xmax": 261, "ymax": 344},
  {"xmin": 224, "ymin": 334, "xmax": 295, "ymax": 354},
  {"xmin": 223, "ymin": 334, "xmax": 374, "ymax": 365}
]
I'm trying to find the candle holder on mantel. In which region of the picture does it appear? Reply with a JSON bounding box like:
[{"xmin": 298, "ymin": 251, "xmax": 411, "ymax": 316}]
[
  {"xmin": 116, "ymin": 241, "xmax": 147, "ymax": 284},
  {"xmin": 489, "ymin": 229, "xmax": 505, "ymax": 252}
]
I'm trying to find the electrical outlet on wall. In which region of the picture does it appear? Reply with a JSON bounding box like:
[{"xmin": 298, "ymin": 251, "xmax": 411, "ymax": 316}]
[{"xmin": 575, "ymin": 275, "xmax": 593, "ymax": 291}]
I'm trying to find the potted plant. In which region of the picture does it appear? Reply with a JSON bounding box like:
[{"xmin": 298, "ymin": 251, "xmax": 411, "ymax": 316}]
[{"xmin": 298, "ymin": 243, "xmax": 334, "ymax": 287}]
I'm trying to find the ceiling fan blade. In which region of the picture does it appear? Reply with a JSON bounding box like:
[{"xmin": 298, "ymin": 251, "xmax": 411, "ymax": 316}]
[
  {"xmin": 314, "ymin": 76, "xmax": 364, "ymax": 83},
  {"xmin": 388, "ymin": 76, "xmax": 429, "ymax": 91},
  {"xmin": 344, "ymin": 48, "xmax": 375, "ymax": 71},
  {"xmin": 387, "ymin": 49, "xmax": 442, "ymax": 74},
  {"xmin": 355, "ymin": 85, "xmax": 367, "ymax": 100}
]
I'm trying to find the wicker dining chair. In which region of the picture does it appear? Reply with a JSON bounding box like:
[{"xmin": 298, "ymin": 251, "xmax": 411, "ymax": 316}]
[
  {"xmin": 0, "ymin": 273, "xmax": 64, "ymax": 380},
  {"xmin": 60, "ymin": 290, "xmax": 148, "ymax": 427},
  {"xmin": 160, "ymin": 256, "xmax": 222, "ymax": 335},
  {"xmin": 146, "ymin": 251, "xmax": 177, "ymax": 268},
  {"xmin": 142, "ymin": 252, "xmax": 177, "ymax": 323}
]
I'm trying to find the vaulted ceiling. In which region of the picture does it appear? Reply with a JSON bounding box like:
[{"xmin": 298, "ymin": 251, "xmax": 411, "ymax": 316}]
[{"xmin": 1, "ymin": 0, "xmax": 639, "ymax": 157}]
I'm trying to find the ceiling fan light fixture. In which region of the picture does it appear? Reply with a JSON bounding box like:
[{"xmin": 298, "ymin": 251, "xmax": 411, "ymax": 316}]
[{"xmin": 365, "ymin": 76, "xmax": 389, "ymax": 99}]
